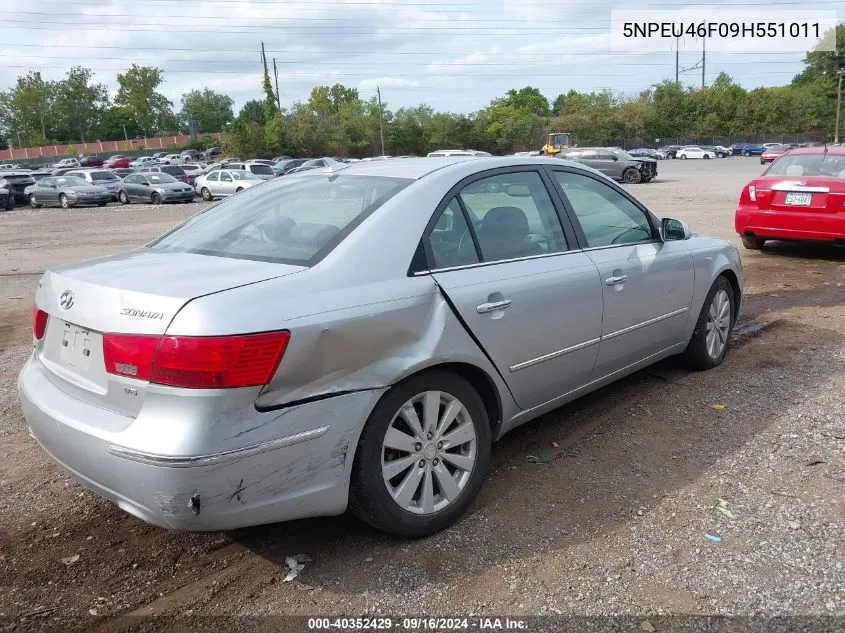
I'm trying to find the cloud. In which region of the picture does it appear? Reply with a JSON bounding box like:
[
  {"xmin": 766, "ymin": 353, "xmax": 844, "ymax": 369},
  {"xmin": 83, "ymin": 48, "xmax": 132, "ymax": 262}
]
[{"xmin": 0, "ymin": 0, "xmax": 809, "ymax": 114}]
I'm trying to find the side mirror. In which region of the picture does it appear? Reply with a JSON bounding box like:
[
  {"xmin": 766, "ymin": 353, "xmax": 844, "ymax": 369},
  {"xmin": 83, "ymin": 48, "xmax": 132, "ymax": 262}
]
[
  {"xmin": 662, "ymin": 217, "xmax": 692, "ymax": 241},
  {"xmin": 612, "ymin": 155, "xmax": 618, "ymax": 161}
]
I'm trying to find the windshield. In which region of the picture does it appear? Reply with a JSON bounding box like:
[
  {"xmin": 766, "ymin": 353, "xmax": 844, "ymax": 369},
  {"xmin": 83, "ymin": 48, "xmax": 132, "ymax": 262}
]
[
  {"xmin": 250, "ymin": 164, "xmax": 274, "ymax": 175},
  {"xmin": 55, "ymin": 176, "xmax": 88, "ymax": 186},
  {"xmin": 149, "ymin": 175, "xmax": 411, "ymax": 264},
  {"xmin": 91, "ymin": 171, "xmax": 118, "ymax": 181},
  {"xmin": 182, "ymin": 165, "xmax": 201, "ymax": 172},
  {"xmin": 765, "ymin": 152, "xmax": 845, "ymax": 178},
  {"xmin": 231, "ymin": 170, "xmax": 261, "ymax": 180},
  {"xmin": 147, "ymin": 173, "xmax": 178, "ymax": 184},
  {"xmin": 612, "ymin": 150, "xmax": 635, "ymax": 160}
]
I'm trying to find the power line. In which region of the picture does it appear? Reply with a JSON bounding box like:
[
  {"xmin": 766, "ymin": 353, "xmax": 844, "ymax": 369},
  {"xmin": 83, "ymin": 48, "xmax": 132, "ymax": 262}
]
[{"xmin": 20, "ymin": 0, "xmax": 840, "ymax": 6}]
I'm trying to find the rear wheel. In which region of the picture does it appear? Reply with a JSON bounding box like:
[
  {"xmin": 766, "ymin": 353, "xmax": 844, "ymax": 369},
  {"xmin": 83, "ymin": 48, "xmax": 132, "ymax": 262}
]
[
  {"xmin": 680, "ymin": 154, "xmax": 687, "ymax": 160},
  {"xmin": 59, "ymin": 194, "xmax": 70, "ymax": 209},
  {"xmin": 743, "ymin": 151, "xmax": 750, "ymax": 157},
  {"xmin": 235, "ymin": 187, "xmax": 244, "ymax": 193},
  {"xmin": 741, "ymin": 235, "xmax": 766, "ymax": 250},
  {"xmin": 29, "ymin": 194, "xmax": 40, "ymax": 209},
  {"xmin": 201, "ymin": 187, "xmax": 212, "ymax": 201},
  {"xmin": 703, "ymin": 154, "xmax": 711, "ymax": 160},
  {"xmin": 119, "ymin": 190, "xmax": 129, "ymax": 204},
  {"xmin": 622, "ymin": 168, "xmax": 642, "ymax": 184},
  {"xmin": 683, "ymin": 276, "xmax": 735, "ymax": 370},
  {"xmin": 151, "ymin": 192, "xmax": 161, "ymax": 205},
  {"xmin": 349, "ymin": 370, "xmax": 491, "ymax": 538},
  {"xmin": 4, "ymin": 195, "xmax": 14, "ymax": 211}
]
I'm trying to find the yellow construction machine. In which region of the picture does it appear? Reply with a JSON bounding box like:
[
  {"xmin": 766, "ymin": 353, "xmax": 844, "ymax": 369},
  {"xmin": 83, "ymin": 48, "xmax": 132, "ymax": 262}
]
[{"xmin": 540, "ymin": 132, "xmax": 572, "ymax": 155}]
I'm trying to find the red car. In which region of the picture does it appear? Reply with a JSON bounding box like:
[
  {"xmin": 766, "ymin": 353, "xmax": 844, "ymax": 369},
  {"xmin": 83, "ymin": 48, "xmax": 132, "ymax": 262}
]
[
  {"xmin": 103, "ymin": 155, "xmax": 131, "ymax": 168},
  {"xmin": 759, "ymin": 144, "xmax": 791, "ymax": 165},
  {"xmin": 735, "ymin": 145, "xmax": 845, "ymax": 249}
]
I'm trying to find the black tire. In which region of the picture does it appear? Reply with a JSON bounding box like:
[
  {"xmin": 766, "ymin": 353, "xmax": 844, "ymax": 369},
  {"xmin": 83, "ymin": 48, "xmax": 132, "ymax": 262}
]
[
  {"xmin": 29, "ymin": 194, "xmax": 40, "ymax": 209},
  {"xmin": 59, "ymin": 194, "xmax": 70, "ymax": 209},
  {"xmin": 119, "ymin": 190, "xmax": 129, "ymax": 205},
  {"xmin": 97, "ymin": 202, "xmax": 107, "ymax": 207},
  {"xmin": 235, "ymin": 187, "xmax": 243, "ymax": 193},
  {"xmin": 741, "ymin": 235, "xmax": 765, "ymax": 250},
  {"xmin": 680, "ymin": 154, "xmax": 687, "ymax": 160},
  {"xmin": 4, "ymin": 196, "xmax": 14, "ymax": 211},
  {"xmin": 349, "ymin": 370, "xmax": 492, "ymax": 538},
  {"xmin": 151, "ymin": 192, "xmax": 161, "ymax": 205},
  {"xmin": 682, "ymin": 276, "xmax": 736, "ymax": 371},
  {"xmin": 703, "ymin": 154, "xmax": 711, "ymax": 159},
  {"xmin": 201, "ymin": 187, "xmax": 212, "ymax": 201},
  {"xmin": 622, "ymin": 168, "xmax": 642, "ymax": 184},
  {"xmin": 743, "ymin": 151, "xmax": 750, "ymax": 157}
]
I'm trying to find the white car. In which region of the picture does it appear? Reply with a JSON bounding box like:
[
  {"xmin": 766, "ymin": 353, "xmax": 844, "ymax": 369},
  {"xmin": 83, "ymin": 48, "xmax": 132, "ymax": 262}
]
[
  {"xmin": 130, "ymin": 156, "xmax": 157, "ymax": 168},
  {"xmin": 194, "ymin": 168, "xmax": 264, "ymax": 200},
  {"xmin": 427, "ymin": 149, "xmax": 492, "ymax": 157},
  {"xmin": 53, "ymin": 158, "xmax": 80, "ymax": 169},
  {"xmin": 677, "ymin": 146, "xmax": 714, "ymax": 160},
  {"xmin": 161, "ymin": 154, "xmax": 185, "ymax": 165}
]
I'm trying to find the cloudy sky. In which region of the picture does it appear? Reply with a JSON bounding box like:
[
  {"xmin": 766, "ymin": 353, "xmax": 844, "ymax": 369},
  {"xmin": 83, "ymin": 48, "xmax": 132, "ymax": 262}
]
[{"xmin": 0, "ymin": 0, "xmax": 839, "ymax": 114}]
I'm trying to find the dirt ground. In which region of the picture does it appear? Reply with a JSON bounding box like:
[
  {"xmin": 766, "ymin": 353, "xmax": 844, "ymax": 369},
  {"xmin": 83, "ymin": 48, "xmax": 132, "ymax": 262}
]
[{"xmin": 1, "ymin": 159, "xmax": 843, "ymax": 632}]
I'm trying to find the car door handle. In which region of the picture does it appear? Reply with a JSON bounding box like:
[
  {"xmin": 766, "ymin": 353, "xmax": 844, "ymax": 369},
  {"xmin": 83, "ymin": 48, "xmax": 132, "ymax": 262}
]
[
  {"xmin": 605, "ymin": 275, "xmax": 629, "ymax": 286},
  {"xmin": 476, "ymin": 300, "xmax": 512, "ymax": 314}
]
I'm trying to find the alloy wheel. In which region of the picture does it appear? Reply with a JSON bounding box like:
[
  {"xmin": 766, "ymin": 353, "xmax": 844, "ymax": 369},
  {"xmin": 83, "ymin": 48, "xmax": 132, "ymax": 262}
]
[
  {"xmin": 705, "ymin": 289, "xmax": 731, "ymax": 359},
  {"xmin": 381, "ymin": 390, "xmax": 477, "ymax": 515}
]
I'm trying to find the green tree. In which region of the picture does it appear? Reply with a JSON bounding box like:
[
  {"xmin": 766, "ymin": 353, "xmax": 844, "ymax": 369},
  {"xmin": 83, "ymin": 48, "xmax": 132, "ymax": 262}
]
[
  {"xmin": 180, "ymin": 88, "xmax": 234, "ymax": 133},
  {"xmin": 52, "ymin": 67, "xmax": 109, "ymax": 143},
  {"xmin": 115, "ymin": 65, "xmax": 174, "ymax": 136},
  {"xmin": 792, "ymin": 23, "xmax": 845, "ymax": 85},
  {"xmin": 0, "ymin": 71, "xmax": 57, "ymax": 146},
  {"xmin": 95, "ymin": 106, "xmax": 139, "ymax": 141},
  {"xmin": 237, "ymin": 99, "xmax": 265, "ymax": 126}
]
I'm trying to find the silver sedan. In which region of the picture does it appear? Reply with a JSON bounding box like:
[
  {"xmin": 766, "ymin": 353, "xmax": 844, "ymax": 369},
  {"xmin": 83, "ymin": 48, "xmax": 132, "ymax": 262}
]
[
  {"xmin": 19, "ymin": 157, "xmax": 742, "ymax": 537},
  {"xmin": 194, "ymin": 168, "xmax": 263, "ymax": 200}
]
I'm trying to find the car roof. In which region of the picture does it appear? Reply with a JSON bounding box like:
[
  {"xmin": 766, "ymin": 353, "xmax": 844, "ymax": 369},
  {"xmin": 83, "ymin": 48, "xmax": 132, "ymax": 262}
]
[{"xmin": 783, "ymin": 145, "xmax": 845, "ymax": 156}]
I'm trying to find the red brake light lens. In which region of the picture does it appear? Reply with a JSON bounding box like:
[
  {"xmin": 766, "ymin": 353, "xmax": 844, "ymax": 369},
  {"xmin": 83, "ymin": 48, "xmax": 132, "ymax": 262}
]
[
  {"xmin": 32, "ymin": 307, "xmax": 48, "ymax": 340},
  {"xmin": 103, "ymin": 331, "xmax": 290, "ymax": 389}
]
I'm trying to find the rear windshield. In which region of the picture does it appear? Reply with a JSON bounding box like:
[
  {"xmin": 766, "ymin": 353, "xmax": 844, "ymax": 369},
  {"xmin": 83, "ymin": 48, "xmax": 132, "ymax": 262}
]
[
  {"xmin": 55, "ymin": 176, "xmax": 88, "ymax": 186},
  {"xmin": 765, "ymin": 153, "xmax": 845, "ymax": 178},
  {"xmin": 148, "ymin": 175, "xmax": 411, "ymax": 264},
  {"xmin": 91, "ymin": 171, "xmax": 118, "ymax": 181},
  {"xmin": 161, "ymin": 166, "xmax": 185, "ymax": 175},
  {"xmin": 249, "ymin": 164, "xmax": 274, "ymax": 175}
]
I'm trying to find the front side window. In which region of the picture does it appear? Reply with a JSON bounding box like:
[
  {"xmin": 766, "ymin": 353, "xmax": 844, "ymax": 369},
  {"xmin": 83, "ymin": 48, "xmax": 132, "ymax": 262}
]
[
  {"xmin": 221, "ymin": 172, "xmax": 233, "ymax": 182},
  {"xmin": 54, "ymin": 176, "xmax": 88, "ymax": 187},
  {"xmin": 553, "ymin": 171, "xmax": 654, "ymax": 248},
  {"xmin": 149, "ymin": 175, "xmax": 410, "ymax": 265},
  {"xmin": 147, "ymin": 174, "xmax": 177, "ymax": 184},
  {"xmin": 450, "ymin": 171, "xmax": 568, "ymax": 263}
]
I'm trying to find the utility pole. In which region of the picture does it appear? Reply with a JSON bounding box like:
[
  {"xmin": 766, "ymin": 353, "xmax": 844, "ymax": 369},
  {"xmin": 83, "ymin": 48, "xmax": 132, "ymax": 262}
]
[
  {"xmin": 376, "ymin": 86, "xmax": 385, "ymax": 156},
  {"xmin": 835, "ymin": 69, "xmax": 844, "ymax": 144},
  {"xmin": 273, "ymin": 57, "xmax": 281, "ymax": 110},
  {"xmin": 675, "ymin": 36, "xmax": 679, "ymax": 83},
  {"xmin": 122, "ymin": 124, "xmax": 129, "ymax": 142},
  {"xmin": 701, "ymin": 37, "xmax": 706, "ymax": 89}
]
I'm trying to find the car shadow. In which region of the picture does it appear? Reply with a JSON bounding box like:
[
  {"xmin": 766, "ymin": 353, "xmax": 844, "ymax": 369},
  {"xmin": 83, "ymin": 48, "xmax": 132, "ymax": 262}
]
[
  {"xmin": 757, "ymin": 240, "xmax": 845, "ymax": 262},
  {"xmin": 226, "ymin": 306, "xmax": 845, "ymax": 598}
]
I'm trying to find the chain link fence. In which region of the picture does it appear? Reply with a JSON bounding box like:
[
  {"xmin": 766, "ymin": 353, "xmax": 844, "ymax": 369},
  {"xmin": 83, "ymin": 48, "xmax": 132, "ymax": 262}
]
[{"xmin": 575, "ymin": 133, "xmax": 830, "ymax": 149}]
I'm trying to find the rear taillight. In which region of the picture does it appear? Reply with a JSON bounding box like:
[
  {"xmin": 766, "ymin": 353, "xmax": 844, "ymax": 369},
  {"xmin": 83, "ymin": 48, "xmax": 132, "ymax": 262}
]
[
  {"xmin": 103, "ymin": 331, "xmax": 290, "ymax": 389},
  {"xmin": 748, "ymin": 185, "xmax": 756, "ymax": 202},
  {"xmin": 32, "ymin": 307, "xmax": 48, "ymax": 340}
]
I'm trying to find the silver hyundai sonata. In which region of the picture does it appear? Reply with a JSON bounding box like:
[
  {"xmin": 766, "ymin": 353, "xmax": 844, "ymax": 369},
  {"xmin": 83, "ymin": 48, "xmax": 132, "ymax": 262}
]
[{"xmin": 19, "ymin": 156, "xmax": 743, "ymax": 537}]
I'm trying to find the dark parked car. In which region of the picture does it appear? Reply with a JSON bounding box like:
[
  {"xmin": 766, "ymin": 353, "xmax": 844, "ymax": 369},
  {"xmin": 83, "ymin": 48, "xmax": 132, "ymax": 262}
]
[
  {"xmin": 79, "ymin": 155, "xmax": 105, "ymax": 167},
  {"xmin": 180, "ymin": 163, "xmax": 204, "ymax": 187},
  {"xmin": 273, "ymin": 158, "xmax": 307, "ymax": 176},
  {"xmin": 29, "ymin": 171, "xmax": 54, "ymax": 182},
  {"xmin": 201, "ymin": 147, "xmax": 221, "ymax": 160},
  {"xmin": 558, "ymin": 148, "xmax": 658, "ymax": 183},
  {"xmin": 117, "ymin": 172, "xmax": 195, "ymax": 205},
  {"xmin": 659, "ymin": 145, "xmax": 684, "ymax": 159},
  {"xmin": 24, "ymin": 175, "xmax": 111, "ymax": 208},
  {"xmin": 181, "ymin": 149, "xmax": 200, "ymax": 161},
  {"xmin": 140, "ymin": 164, "xmax": 190, "ymax": 183},
  {"xmin": 0, "ymin": 172, "xmax": 36, "ymax": 204},
  {"xmin": 0, "ymin": 185, "xmax": 14, "ymax": 210}
]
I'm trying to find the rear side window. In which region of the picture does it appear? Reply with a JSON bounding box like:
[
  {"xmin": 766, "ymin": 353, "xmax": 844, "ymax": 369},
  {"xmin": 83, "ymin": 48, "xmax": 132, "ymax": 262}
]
[
  {"xmin": 428, "ymin": 199, "xmax": 480, "ymax": 269},
  {"xmin": 149, "ymin": 175, "xmax": 411, "ymax": 265},
  {"xmin": 91, "ymin": 171, "xmax": 118, "ymax": 181}
]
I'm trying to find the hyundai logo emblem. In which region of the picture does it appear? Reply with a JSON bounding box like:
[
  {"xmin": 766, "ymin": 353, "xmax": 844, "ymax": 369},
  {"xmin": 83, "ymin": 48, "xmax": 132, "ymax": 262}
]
[{"xmin": 59, "ymin": 290, "xmax": 74, "ymax": 310}]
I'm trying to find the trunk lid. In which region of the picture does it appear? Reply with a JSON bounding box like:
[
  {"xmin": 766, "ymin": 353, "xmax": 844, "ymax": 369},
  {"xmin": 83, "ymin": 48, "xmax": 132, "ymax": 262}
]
[
  {"xmin": 35, "ymin": 249, "xmax": 305, "ymax": 418},
  {"xmin": 754, "ymin": 176, "xmax": 845, "ymax": 214}
]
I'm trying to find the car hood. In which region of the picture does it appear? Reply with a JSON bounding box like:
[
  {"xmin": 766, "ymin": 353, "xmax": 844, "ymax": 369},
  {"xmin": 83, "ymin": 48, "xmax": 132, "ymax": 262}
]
[
  {"xmin": 153, "ymin": 181, "xmax": 191, "ymax": 190},
  {"xmin": 40, "ymin": 249, "xmax": 307, "ymax": 335},
  {"xmin": 63, "ymin": 184, "xmax": 109, "ymax": 193}
]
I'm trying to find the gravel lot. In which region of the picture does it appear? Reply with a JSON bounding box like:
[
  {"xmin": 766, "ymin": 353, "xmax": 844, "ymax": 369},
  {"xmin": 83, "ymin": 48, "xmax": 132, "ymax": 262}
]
[{"xmin": 1, "ymin": 158, "xmax": 843, "ymax": 632}]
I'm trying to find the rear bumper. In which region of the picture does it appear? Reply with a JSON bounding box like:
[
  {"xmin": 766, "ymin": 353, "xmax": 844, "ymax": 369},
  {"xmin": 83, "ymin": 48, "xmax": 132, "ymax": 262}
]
[
  {"xmin": 735, "ymin": 206, "xmax": 845, "ymax": 242},
  {"xmin": 18, "ymin": 354, "xmax": 384, "ymax": 531}
]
